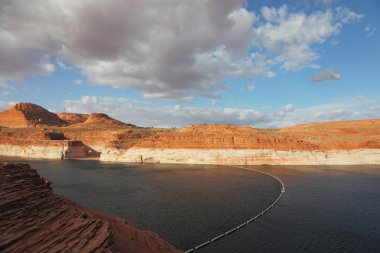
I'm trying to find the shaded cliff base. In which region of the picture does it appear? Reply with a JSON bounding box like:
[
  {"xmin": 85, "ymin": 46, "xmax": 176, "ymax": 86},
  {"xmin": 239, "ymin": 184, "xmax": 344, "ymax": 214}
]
[{"xmin": 0, "ymin": 162, "xmax": 182, "ymax": 253}]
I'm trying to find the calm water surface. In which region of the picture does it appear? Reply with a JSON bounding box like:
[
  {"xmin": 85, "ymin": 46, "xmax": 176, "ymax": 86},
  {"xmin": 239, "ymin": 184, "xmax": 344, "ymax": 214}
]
[{"xmin": 1, "ymin": 156, "xmax": 380, "ymax": 252}]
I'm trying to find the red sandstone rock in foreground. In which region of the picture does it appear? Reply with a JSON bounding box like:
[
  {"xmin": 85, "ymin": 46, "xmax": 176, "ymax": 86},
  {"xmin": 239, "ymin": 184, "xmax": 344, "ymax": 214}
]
[
  {"xmin": 0, "ymin": 103, "xmax": 63, "ymax": 128},
  {"xmin": 0, "ymin": 162, "xmax": 182, "ymax": 253}
]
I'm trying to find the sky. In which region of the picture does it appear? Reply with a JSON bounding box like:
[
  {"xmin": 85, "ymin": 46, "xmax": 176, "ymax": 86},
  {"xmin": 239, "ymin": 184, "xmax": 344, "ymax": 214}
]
[{"xmin": 0, "ymin": 0, "xmax": 379, "ymax": 128}]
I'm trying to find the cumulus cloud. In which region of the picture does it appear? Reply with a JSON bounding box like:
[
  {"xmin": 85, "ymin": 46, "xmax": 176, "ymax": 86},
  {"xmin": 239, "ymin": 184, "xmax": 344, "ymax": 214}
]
[
  {"xmin": 0, "ymin": 101, "xmax": 15, "ymax": 111},
  {"xmin": 74, "ymin": 79, "xmax": 82, "ymax": 85},
  {"xmin": 0, "ymin": 81, "xmax": 9, "ymax": 89},
  {"xmin": 318, "ymin": 0, "xmax": 335, "ymax": 5},
  {"xmin": 255, "ymin": 5, "xmax": 362, "ymax": 71},
  {"xmin": 335, "ymin": 7, "xmax": 363, "ymax": 24},
  {"xmin": 365, "ymin": 24, "xmax": 376, "ymax": 37},
  {"xmin": 62, "ymin": 95, "xmax": 380, "ymax": 128},
  {"xmin": 63, "ymin": 96, "xmax": 298, "ymax": 127},
  {"xmin": 1, "ymin": 91, "xmax": 10, "ymax": 97},
  {"xmin": 0, "ymin": 1, "xmax": 362, "ymax": 100},
  {"xmin": 284, "ymin": 104, "xmax": 295, "ymax": 112},
  {"xmin": 81, "ymin": 96, "xmax": 97, "ymax": 105},
  {"xmin": 280, "ymin": 96, "xmax": 380, "ymax": 126},
  {"xmin": 312, "ymin": 69, "xmax": 341, "ymax": 82},
  {"xmin": 246, "ymin": 82, "xmax": 256, "ymax": 91}
]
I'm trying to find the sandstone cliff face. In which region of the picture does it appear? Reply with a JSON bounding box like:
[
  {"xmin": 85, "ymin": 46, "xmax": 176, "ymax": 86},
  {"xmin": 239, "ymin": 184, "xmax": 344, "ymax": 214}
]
[
  {"xmin": 0, "ymin": 162, "xmax": 182, "ymax": 253},
  {"xmin": 133, "ymin": 121, "xmax": 380, "ymax": 151},
  {"xmin": 134, "ymin": 124, "xmax": 320, "ymax": 150},
  {"xmin": 0, "ymin": 103, "xmax": 63, "ymax": 128},
  {"xmin": 280, "ymin": 119, "xmax": 380, "ymax": 150},
  {"xmin": 0, "ymin": 128, "xmax": 64, "ymax": 146},
  {"xmin": 60, "ymin": 128, "xmax": 159, "ymax": 152},
  {"xmin": 99, "ymin": 122, "xmax": 380, "ymax": 165},
  {"xmin": 101, "ymin": 148, "xmax": 380, "ymax": 165}
]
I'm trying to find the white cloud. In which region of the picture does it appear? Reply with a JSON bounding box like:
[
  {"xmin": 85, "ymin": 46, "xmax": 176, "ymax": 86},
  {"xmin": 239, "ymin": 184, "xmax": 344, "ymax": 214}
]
[
  {"xmin": 1, "ymin": 91, "xmax": 10, "ymax": 97},
  {"xmin": 62, "ymin": 95, "xmax": 380, "ymax": 128},
  {"xmin": 254, "ymin": 5, "xmax": 362, "ymax": 71},
  {"xmin": 335, "ymin": 7, "xmax": 363, "ymax": 24},
  {"xmin": 74, "ymin": 79, "xmax": 82, "ymax": 85},
  {"xmin": 312, "ymin": 69, "xmax": 341, "ymax": 82},
  {"xmin": 247, "ymin": 82, "xmax": 256, "ymax": 91},
  {"xmin": 0, "ymin": 1, "xmax": 363, "ymax": 100},
  {"xmin": 280, "ymin": 96, "xmax": 380, "ymax": 126},
  {"xmin": 365, "ymin": 24, "xmax": 376, "ymax": 37},
  {"xmin": 81, "ymin": 96, "xmax": 97, "ymax": 105},
  {"xmin": 284, "ymin": 104, "xmax": 295, "ymax": 112},
  {"xmin": 64, "ymin": 96, "xmax": 297, "ymax": 127},
  {"xmin": 0, "ymin": 81, "xmax": 9, "ymax": 89},
  {"xmin": 310, "ymin": 64, "xmax": 320, "ymax": 69},
  {"xmin": 318, "ymin": 0, "xmax": 335, "ymax": 5},
  {"xmin": 0, "ymin": 101, "xmax": 15, "ymax": 111},
  {"xmin": 56, "ymin": 59, "xmax": 68, "ymax": 69}
]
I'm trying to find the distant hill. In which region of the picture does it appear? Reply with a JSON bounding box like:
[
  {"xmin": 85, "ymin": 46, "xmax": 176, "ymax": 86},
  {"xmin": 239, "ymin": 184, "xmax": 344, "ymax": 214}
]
[
  {"xmin": 0, "ymin": 103, "xmax": 135, "ymax": 129},
  {"xmin": 57, "ymin": 113, "xmax": 89, "ymax": 125},
  {"xmin": 0, "ymin": 103, "xmax": 63, "ymax": 128},
  {"xmin": 68, "ymin": 113, "xmax": 134, "ymax": 128}
]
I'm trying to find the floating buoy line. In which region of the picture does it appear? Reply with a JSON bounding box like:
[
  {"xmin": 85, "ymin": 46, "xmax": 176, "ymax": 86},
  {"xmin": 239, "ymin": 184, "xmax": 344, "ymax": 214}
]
[{"xmin": 184, "ymin": 166, "xmax": 285, "ymax": 253}]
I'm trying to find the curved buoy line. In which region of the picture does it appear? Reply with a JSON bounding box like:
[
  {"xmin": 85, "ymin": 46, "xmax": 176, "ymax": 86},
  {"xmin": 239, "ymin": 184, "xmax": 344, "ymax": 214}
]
[{"xmin": 184, "ymin": 166, "xmax": 285, "ymax": 253}]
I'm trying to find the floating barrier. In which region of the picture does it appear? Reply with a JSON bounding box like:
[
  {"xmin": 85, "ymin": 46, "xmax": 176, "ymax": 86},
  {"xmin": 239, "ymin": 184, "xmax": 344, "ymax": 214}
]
[
  {"xmin": 184, "ymin": 165, "xmax": 285, "ymax": 252},
  {"xmin": 225, "ymin": 227, "xmax": 237, "ymax": 235},
  {"xmin": 211, "ymin": 234, "xmax": 225, "ymax": 242},
  {"xmin": 237, "ymin": 223, "xmax": 246, "ymax": 229},
  {"xmin": 194, "ymin": 241, "xmax": 210, "ymax": 250}
]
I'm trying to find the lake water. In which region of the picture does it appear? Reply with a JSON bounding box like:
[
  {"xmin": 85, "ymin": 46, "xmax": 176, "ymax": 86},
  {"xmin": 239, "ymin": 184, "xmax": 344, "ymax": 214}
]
[{"xmin": 1, "ymin": 156, "xmax": 380, "ymax": 252}]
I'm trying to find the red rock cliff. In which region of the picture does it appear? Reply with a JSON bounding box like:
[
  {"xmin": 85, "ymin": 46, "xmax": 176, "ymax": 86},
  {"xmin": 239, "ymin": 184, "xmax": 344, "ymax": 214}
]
[
  {"xmin": 0, "ymin": 103, "xmax": 62, "ymax": 128},
  {"xmin": 134, "ymin": 124, "xmax": 320, "ymax": 150},
  {"xmin": 133, "ymin": 120, "xmax": 380, "ymax": 151}
]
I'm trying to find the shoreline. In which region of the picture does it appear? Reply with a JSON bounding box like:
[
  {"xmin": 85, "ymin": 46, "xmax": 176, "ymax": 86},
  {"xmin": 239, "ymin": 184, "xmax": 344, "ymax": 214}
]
[
  {"xmin": 0, "ymin": 162, "xmax": 182, "ymax": 253},
  {"xmin": 1, "ymin": 144, "xmax": 380, "ymax": 165},
  {"xmin": 100, "ymin": 148, "xmax": 380, "ymax": 165}
]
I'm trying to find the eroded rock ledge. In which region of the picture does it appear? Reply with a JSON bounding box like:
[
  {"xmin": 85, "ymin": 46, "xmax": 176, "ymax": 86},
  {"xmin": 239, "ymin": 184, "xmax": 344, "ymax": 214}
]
[{"xmin": 0, "ymin": 162, "xmax": 182, "ymax": 253}]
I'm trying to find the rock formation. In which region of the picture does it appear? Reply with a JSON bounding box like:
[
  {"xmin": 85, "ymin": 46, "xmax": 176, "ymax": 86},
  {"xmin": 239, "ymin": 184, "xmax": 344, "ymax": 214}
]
[
  {"xmin": 134, "ymin": 124, "xmax": 319, "ymax": 150},
  {"xmin": 0, "ymin": 162, "xmax": 182, "ymax": 253},
  {"xmin": 100, "ymin": 122, "xmax": 380, "ymax": 165},
  {"xmin": 131, "ymin": 121, "xmax": 380, "ymax": 151},
  {"xmin": 280, "ymin": 119, "xmax": 380, "ymax": 150},
  {"xmin": 68, "ymin": 113, "xmax": 134, "ymax": 128},
  {"xmin": 57, "ymin": 113, "xmax": 89, "ymax": 125},
  {"xmin": 0, "ymin": 102, "xmax": 379, "ymax": 164},
  {"xmin": 0, "ymin": 103, "xmax": 63, "ymax": 128}
]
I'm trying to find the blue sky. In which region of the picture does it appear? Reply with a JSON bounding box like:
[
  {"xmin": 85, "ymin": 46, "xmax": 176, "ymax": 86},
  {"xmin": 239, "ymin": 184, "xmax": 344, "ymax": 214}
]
[{"xmin": 0, "ymin": 0, "xmax": 379, "ymax": 127}]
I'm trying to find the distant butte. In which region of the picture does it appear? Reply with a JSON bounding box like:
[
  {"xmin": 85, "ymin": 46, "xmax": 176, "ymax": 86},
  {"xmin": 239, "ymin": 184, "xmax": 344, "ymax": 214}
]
[
  {"xmin": 68, "ymin": 113, "xmax": 135, "ymax": 128},
  {"xmin": 0, "ymin": 103, "xmax": 63, "ymax": 128},
  {"xmin": 57, "ymin": 112, "xmax": 89, "ymax": 125}
]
